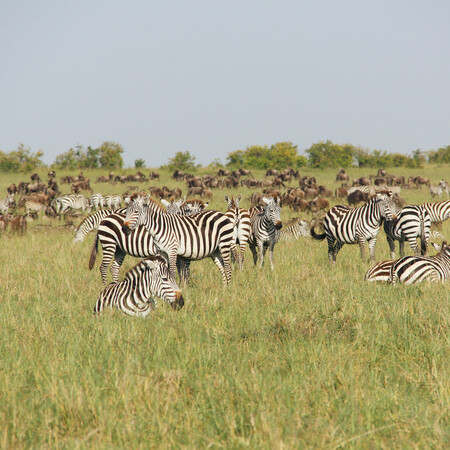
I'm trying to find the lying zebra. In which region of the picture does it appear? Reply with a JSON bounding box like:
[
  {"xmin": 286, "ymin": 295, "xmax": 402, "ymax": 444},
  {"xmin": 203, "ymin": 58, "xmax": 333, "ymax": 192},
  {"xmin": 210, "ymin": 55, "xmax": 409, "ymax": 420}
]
[{"xmin": 94, "ymin": 255, "xmax": 184, "ymax": 317}]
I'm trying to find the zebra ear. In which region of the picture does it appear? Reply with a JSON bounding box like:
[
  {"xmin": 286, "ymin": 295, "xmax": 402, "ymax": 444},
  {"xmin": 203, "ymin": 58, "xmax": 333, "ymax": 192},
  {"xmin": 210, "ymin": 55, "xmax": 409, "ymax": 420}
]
[
  {"xmin": 431, "ymin": 242, "xmax": 442, "ymax": 252},
  {"xmin": 144, "ymin": 257, "xmax": 159, "ymax": 270},
  {"xmin": 160, "ymin": 198, "xmax": 170, "ymax": 207},
  {"xmin": 224, "ymin": 196, "xmax": 230, "ymax": 203},
  {"xmin": 203, "ymin": 202, "xmax": 209, "ymax": 208},
  {"xmin": 236, "ymin": 194, "xmax": 242, "ymax": 203},
  {"xmin": 262, "ymin": 197, "xmax": 270, "ymax": 205}
]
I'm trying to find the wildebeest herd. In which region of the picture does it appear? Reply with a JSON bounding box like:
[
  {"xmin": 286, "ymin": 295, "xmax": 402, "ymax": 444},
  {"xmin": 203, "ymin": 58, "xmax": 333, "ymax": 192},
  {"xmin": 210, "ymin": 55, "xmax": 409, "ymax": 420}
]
[{"xmin": 1, "ymin": 168, "xmax": 449, "ymax": 317}]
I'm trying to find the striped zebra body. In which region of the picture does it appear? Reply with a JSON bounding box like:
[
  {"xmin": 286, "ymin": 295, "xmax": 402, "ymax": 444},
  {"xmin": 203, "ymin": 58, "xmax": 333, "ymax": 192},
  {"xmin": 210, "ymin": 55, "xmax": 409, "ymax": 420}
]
[
  {"xmin": 122, "ymin": 195, "xmax": 234, "ymax": 285},
  {"xmin": 225, "ymin": 194, "xmax": 252, "ymax": 270},
  {"xmin": 0, "ymin": 194, "xmax": 15, "ymax": 214},
  {"xmin": 73, "ymin": 208, "xmax": 127, "ymax": 243},
  {"xmin": 279, "ymin": 218, "xmax": 310, "ymax": 241},
  {"xmin": 89, "ymin": 213, "xmax": 159, "ymax": 283},
  {"xmin": 90, "ymin": 193, "xmax": 105, "ymax": 210},
  {"xmin": 247, "ymin": 197, "xmax": 282, "ymax": 270},
  {"xmin": 53, "ymin": 195, "xmax": 91, "ymax": 214},
  {"xmin": 364, "ymin": 260, "xmax": 395, "ymax": 282},
  {"xmin": 311, "ymin": 193, "xmax": 397, "ymax": 263},
  {"xmin": 421, "ymin": 200, "xmax": 450, "ymax": 229},
  {"xmin": 94, "ymin": 255, "xmax": 184, "ymax": 317},
  {"xmin": 383, "ymin": 205, "xmax": 431, "ymax": 259},
  {"xmin": 389, "ymin": 241, "xmax": 450, "ymax": 285},
  {"xmin": 104, "ymin": 194, "xmax": 122, "ymax": 209}
]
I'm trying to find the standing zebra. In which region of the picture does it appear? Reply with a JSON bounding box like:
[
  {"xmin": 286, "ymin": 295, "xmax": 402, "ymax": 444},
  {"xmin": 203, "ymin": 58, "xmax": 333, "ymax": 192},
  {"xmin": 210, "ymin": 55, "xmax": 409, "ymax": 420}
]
[
  {"xmin": 310, "ymin": 193, "xmax": 397, "ymax": 263},
  {"xmin": 389, "ymin": 241, "xmax": 450, "ymax": 285},
  {"xmin": 420, "ymin": 200, "xmax": 450, "ymax": 230},
  {"xmin": 90, "ymin": 193, "xmax": 105, "ymax": 210},
  {"xmin": 122, "ymin": 195, "xmax": 234, "ymax": 285},
  {"xmin": 104, "ymin": 194, "xmax": 122, "ymax": 209},
  {"xmin": 0, "ymin": 194, "xmax": 15, "ymax": 214},
  {"xmin": 383, "ymin": 205, "xmax": 431, "ymax": 259},
  {"xmin": 52, "ymin": 195, "xmax": 91, "ymax": 214},
  {"xmin": 94, "ymin": 255, "xmax": 184, "ymax": 317},
  {"xmin": 225, "ymin": 194, "xmax": 252, "ymax": 270},
  {"xmin": 247, "ymin": 196, "xmax": 282, "ymax": 270},
  {"xmin": 364, "ymin": 260, "xmax": 395, "ymax": 282}
]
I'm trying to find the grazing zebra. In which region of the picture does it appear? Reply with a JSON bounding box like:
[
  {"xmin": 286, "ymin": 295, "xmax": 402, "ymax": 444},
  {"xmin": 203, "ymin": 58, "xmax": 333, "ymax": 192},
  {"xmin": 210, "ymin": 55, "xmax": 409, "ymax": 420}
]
[
  {"xmin": 73, "ymin": 208, "xmax": 127, "ymax": 243},
  {"xmin": 94, "ymin": 255, "xmax": 184, "ymax": 317},
  {"xmin": 310, "ymin": 193, "xmax": 397, "ymax": 263},
  {"xmin": 225, "ymin": 194, "xmax": 252, "ymax": 269},
  {"xmin": 383, "ymin": 205, "xmax": 431, "ymax": 259},
  {"xmin": 122, "ymin": 195, "xmax": 234, "ymax": 285},
  {"xmin": 52, "ymin": 195, "xmax": 91, "ymax": 214},
  {"xmin": 364, "ymin": 260, "xmax": 395, "ymax": 282},
  {"xmin": 90, "ymin": 193, "xmax": 105, "ymax": 210},
  {"xmin": 389, "ymin": 241, "xmax": 450, "ymax": 285},
  {"xmin": 247, "ymin": 196, "xmax": 283, "ymax": 270},
  {"xmin": 104, "ymin": 194, "xmax": 122, "ymax": 209},
  {"xmin": 89, "ymin": 213, "xmax": 159, "ymax": 283},
  {"xmin": 420, "ymin": 200, "xmax": 450, "ymax": 229},
  {"xmin": 0, "ymin": 194, "xmax": 15, "ymax": 214},
  {"xmin": 279, "ymin": 217, "xmax": 310, "ymax": 240}
]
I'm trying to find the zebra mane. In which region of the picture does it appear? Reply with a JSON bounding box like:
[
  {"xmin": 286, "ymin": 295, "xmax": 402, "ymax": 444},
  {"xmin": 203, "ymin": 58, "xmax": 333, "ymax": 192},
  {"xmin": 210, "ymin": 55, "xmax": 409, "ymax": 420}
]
[
  {"xmin": 185, "ymin": 198, "xmax": 206, "ymax": 207},
  {"xmin": 123, "ymin": 255, "xmax": 165, "ymax": 279},
  {"xmin": 129, "ymin": 194, "xmax": 166, "ymax": 213}
]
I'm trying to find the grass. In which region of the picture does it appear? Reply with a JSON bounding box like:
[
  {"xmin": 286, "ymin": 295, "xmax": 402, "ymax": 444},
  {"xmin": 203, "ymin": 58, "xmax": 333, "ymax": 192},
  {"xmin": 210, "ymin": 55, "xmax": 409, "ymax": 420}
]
[{"xmin": 0, "ymin": 166, "xmax": 449, "ymax": 448}]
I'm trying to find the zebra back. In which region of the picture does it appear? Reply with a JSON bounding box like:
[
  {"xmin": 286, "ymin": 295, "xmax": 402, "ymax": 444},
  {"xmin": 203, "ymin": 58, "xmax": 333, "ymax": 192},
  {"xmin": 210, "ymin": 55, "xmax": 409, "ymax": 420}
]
[
  {"xmin": 364, "ymin": 260, "xmax": 395, "ymax": 282},
  {"xmin": 279, "ymin": 218, "xmax": 310, "ymax": 241}
]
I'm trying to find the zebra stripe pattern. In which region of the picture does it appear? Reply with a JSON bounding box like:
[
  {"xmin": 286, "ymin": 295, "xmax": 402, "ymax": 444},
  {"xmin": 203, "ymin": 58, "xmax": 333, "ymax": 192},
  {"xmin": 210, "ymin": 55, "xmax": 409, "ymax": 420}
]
[
  {"xmin": 364, "ymin": 260, "xmax": 395, "ymax": 282},
  {"xmin": 73, "ymin": 208, "xmax": 127, "ymax": 243},
  {"xmin": 420, "ymin": 200, "xmax": 450, "ymax": 229},
  {"xmin": 279, "ymin": 218, "xmax": 310, "ymax": 241},
  {"xmin": 247, "ymin": 196, "xmax": 282, "ymax": 270},
  {"xmin": 311, "ymin": 193, "xmax": 397, "ymax": 263},
  {"xmin": 89, "ymin": 213, "xmax": 159, "ymax": 283},
  {"xmin": 383, "ymin": 205, "xmax": 431, "ymax": 259},
  {"xmin": 225, "ymin": 194, "xmax": 252, "ymax": 270},
  {"xmin": 103, "ymin": 194, "xmax": 122, "ymax": 209},
  {"xmin": 52, "ymin": 195, "xmax": 91, "ymax": 214},
  {"xmin": 90, "ymin": 193, "xmax": 105, "ymax": 210},
  {"xmin": 0, "ymin": 194, "xmax": 15, "ymax": 214},
  {"xmin": 389, "ymin": 241, "xmax": 450, "ymax": 285},
  {"xmin": 94, "ymin": 255, "xmax": 184, "ymax": 317},
  {"xmin": 122, "ymin": 195, "xmax": 234, "ymax": 285}
]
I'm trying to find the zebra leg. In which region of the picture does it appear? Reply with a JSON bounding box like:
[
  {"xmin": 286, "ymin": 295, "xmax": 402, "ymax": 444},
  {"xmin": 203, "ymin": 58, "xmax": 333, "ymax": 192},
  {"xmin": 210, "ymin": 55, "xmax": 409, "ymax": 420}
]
[
  {"xmin": 249, "ymin": 240, "xmax": 258, "ymax": 266},
  {"xmin": 327, "ymin": 238, "xmax": 337, "ymax": 263},
  {"xmin": 99, "ymin": 245, "xmax": 116, "ymax": 283},
  {"xmin": 238, "ymin": 241, "xmax": 247, "ymax": 270},
  {"xmin": 367, "ymin": 237, "xmax": 377, "ymax": 262},
  {"xmin": 210, "ymin": 251, "xmax": 229, "ymax": 285},
  {"xmin": 111, "ymin": 250, "xmax": 126, "ymax": 282},
  {"xmin": 259, "ymin": 242, "xmax": 267, "ymax": 267},
  {"xmin": 407, "ymin": 237, "xmax": 420, "ymax": 256},
  {"xmin": 387, "ymin": 234, "xmax": 396, "ymax": 259},
  {"xmin": 269, "ymin": 240, "xmax": 276, "ymax": 270},
  {"xmin": 399, "ymin": 239, "xmax": 405, "ymax": 258},
  {"xmin": 176, "ymin": 258, "xmax": 191, "ymax": 284}
]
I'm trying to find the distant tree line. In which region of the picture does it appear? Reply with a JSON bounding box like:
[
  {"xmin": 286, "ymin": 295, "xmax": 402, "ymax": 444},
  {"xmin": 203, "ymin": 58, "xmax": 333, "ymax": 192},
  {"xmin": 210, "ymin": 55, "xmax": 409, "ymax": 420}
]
[{"xmin": 0, "ymin": 140, "xmax": 448, "ymax": 173}]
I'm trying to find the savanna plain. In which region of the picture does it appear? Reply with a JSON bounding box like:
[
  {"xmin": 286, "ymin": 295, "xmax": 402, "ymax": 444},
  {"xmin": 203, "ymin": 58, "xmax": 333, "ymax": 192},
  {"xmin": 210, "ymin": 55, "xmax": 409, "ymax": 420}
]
[{"xmin": 0, "ymin": 166, "xmax": 448, "ymax": 448}]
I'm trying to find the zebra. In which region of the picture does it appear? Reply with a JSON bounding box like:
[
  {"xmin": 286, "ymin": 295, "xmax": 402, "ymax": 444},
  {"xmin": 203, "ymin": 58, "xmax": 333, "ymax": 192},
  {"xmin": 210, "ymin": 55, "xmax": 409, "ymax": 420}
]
[
  {"xmin": 225, "ymin": 194, "xmax": 252, "ymax": 270},
  {"xmin": 161, "ymin": 197, "xmax": 209, "ymax": 216},
  {"xmin": 383, "ymin": 205, "xmax": 431, "ymax": 259},
  {"xmin": 122, "ymin": 195, "xmax": 235, "ymax": 285},
  {"xmin": 89, "ymin": 212, "xmax": 159, "ymax": 283},
  {"xmin": 104, "ymin": 194, "xmax": 122, "ymax": 209},
  {"xmin": 93, "ymin": 255, "xmax": 184, "ymax": 317},
  {"xmin": 247, "ymin": 196, "xmax": 283, "ymax": 270},
  {"xmin": 420, "ymin": 200, "xmax": 450, "ymax": 230},
  {"xmin": 90, "ymin": 193, "xmax": 105, "ymax": 210},
  {"xmin": 389, "ymin": 241, "xmax": 450, "ymax": 285},
  {"xmin": 364, "ymin": 260, "xmax": 395, "ymax": 282},
  {"xmin": 73, "ymin": 208, "xmax": 127, "ymax": 243},
  {"xmin": 52, "ymin": 195, "xmax": 91, "ymax": 214},
  {"xmin": 0, "ymin": 194, "xmax": 15, "ymax": 214},
  {"xmin": 310, "ymin": 193, "xmax": 397, "ymax": 263},
  {"xmin": 279, "ymin": 217, "xmax": 310, "ymax": 241}
]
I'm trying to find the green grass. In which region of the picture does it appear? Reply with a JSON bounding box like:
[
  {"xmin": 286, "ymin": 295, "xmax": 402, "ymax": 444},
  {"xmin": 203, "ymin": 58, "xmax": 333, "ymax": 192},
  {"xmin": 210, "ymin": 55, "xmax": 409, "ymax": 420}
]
[{"xmin": 0, "ymin": 167, "xmax": 449, "ymax": 448}]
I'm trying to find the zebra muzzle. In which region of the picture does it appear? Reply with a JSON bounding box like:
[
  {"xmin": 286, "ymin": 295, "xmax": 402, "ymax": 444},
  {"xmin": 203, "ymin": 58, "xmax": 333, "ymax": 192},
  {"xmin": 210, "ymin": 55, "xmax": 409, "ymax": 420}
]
[
  {"xmin": 275, "ymin": 221, "xmax": 283, "ymax": 230},
  {"xmin": 122, "ymin": 222, "xmax": 131, "ymax": 235},
  {"xmin": 171, "ymin": 291, "xmax": 185, "ymax": 310}
]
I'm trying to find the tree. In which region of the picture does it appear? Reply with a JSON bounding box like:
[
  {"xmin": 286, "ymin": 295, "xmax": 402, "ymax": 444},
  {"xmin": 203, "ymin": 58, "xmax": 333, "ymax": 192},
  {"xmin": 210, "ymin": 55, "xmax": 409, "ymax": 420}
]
[
  {"xmin": 98, "ymin": 141, "xmax": 124, "ymax": 169},
  {"xmin": 0, "ymin": 143, "xmax": 44, "ymax": 173},
  {"xmin": 166, "ymin": 151, "xmax": 197, "ymax": 171},
  {"xmin": 305, "ymin": 140, "xmax": 354, "ymax": 168},
  {"xmin": 135, "ymin": 158, "xmax": 145, "ymax": 168}
]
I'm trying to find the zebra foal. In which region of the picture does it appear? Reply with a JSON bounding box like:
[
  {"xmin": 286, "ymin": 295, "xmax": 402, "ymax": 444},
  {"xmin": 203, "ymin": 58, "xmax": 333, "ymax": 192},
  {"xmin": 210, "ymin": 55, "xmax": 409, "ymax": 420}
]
[{"xmin": 94, "ymin": 255, "xmax": 184, "ymax": 317}]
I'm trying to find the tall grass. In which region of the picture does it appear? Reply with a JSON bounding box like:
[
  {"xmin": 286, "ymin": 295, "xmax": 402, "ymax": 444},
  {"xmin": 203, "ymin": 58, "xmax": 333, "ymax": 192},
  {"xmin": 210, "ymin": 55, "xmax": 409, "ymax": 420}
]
[{"xmin": 0, "ymin": 167, "xmax": 448, "ymax": 447}]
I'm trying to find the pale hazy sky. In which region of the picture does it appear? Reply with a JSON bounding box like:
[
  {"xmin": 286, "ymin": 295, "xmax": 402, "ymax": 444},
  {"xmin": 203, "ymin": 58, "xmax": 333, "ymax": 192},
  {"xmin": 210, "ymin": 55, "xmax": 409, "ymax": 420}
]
[{"xmin": 1, "ymin": 0, "xmax": 449, "ymax": 168}]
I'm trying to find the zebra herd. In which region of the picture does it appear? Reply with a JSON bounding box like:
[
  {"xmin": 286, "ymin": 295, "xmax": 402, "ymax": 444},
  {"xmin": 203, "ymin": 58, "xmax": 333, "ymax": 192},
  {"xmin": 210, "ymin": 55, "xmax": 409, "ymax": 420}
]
[{"xmin": 74, "ymin": 192, "xmax": 449, "ymax": 318}]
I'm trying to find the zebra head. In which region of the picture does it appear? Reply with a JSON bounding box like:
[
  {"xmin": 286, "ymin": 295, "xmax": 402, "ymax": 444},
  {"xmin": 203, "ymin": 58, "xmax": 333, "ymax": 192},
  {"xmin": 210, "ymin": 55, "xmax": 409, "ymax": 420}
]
[
  {"xmin": 374, "ymin": 192, "xmax": 398, "ymax": 221},
  {"xmin": 262, "ymin": 196, "xmax": 282, "ymax": 229},
  {"xmin": 122, "ymin": 194, "xmax": 149, "ymax": 235},
  {"xmin": 143, "ymin": 255, "xmax": 184, "ymax": 310},
  {"xmin": 225, "ymin": 194, "xmax": 242, "ymax": 210},
  {"xmin": 161, "ymin": 196, "xmax": 185, "ymax": 215}
]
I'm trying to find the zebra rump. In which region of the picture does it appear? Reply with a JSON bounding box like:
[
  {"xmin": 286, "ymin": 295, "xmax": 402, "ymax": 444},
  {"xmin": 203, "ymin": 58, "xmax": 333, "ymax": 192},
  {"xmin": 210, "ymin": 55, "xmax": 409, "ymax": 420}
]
[
  {"xmin": 94, "ymin": 255, "xmax": 184, "ymax": 317},
  {"xmin": 364, "ymin": 260, "xmax": 395, "ymax": 282}
]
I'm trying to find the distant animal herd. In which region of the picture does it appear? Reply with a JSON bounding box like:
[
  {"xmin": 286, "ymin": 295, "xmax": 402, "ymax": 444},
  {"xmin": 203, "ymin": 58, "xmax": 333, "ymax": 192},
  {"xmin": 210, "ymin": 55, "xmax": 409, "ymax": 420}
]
[{"xmin": 1, "ymin": 167, "xmax": 449, "ymax": 317}]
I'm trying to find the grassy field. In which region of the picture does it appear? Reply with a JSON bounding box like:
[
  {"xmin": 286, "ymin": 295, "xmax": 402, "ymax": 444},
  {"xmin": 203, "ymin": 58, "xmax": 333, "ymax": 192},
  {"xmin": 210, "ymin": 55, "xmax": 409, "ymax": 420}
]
[{"xmin": 0, "ymin": 166, "xmax": 449, "ymax": 448}]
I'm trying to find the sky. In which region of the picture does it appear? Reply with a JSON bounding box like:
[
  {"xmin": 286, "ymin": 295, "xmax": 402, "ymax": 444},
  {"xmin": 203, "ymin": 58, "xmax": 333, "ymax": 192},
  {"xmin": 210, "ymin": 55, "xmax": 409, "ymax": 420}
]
[{"xmin": 1, "ymin": 0, "xmax": 449, "ymax": 168}]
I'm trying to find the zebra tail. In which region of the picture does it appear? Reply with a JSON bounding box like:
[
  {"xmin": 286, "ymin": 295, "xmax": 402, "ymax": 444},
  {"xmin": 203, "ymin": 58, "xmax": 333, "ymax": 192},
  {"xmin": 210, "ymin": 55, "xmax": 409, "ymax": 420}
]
[
  {"xmin": 310, "ymin": 226, "xmax": 326, "ymax": 241},
  {"xmin": 89, "ymin": 233, "xmax": 99, "ymax": 270},
  {"xmin": 420, "ymin": 218, "xmax": 427, "ymax": 255}
]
